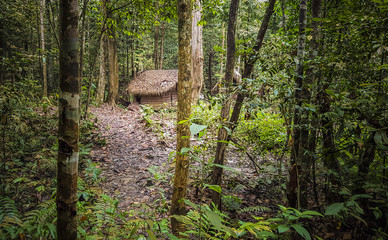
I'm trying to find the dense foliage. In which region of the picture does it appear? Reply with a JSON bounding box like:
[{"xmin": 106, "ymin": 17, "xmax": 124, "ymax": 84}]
[{"xmin": 0, "ymin": 0, "xmax": 387, "ymax": 239}]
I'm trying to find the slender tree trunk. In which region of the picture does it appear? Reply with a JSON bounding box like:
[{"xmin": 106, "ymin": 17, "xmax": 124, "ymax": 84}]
[
  {"xmin": 131, "ymin": 38, "xmax": 135, "ymax": 78},
  {"xmin": 170, "ymin": 0, "xmax": 192, "ymax": 236},
  {"xmin": 229, "ymin": 0, "xmax": 276, "ymax": 127},
  {"xmin": 281, "ymin": 0, "xmax": 286, "ymax": 33},
  {"xmin": 0, "ymin": 19, "xmax": 3, "ymax": 83},
  {"xmin": 211, "ymin": 0, "xmax": 275, "ymax": 210},
  {"xmin": 287, "ymin": 0, "xmax": 308, "ymax": 209},
  {"xmin": 40, "ymin": 0, "xmax": 48, "ymax": 97},
  {"xmin": 107, "ymin": 35, "xmax": 118, "ymax": 106},
  {"xmin": 159, "ymin": 22, "xmax": 165, "ymax": 70},
  {"xmin": 191, "ymin": 0, "xmax": 204, "ymax": 102},
  {"xmin": 45, "ymin": 0, "xmax": 55, "ymax": 92},
  {"xmin": 154, "ymin": 2, "xmax": 159, "ymax": 70},
  {"xmin": 213, "ymin": 23, "xmax": 226, "ymax": 93},
  {"xmin": 57, "ymin": 0, "xmax": 80, "ymax": 238},
  {"xmin": 96, "ymin": 34, "xmax": 107, "ymax": 104},
  {"xmin": 208, "ymin": 51, "xmax": 214, "ymax": 94},
  {"xmin": 126, "ymin": 35, "xmax": 129, "ymax": 77},
  {"xmin": 106, "ymin": 1, "xmax": 118, "ymax": 106},
  {"xmin": 210, "ymin": 0, "xmax": 240, "ymax": 209},
  {"xmin": 79, "ymin": 0, "xmax": 89, "ymax": 90},
  {"xmin": 95, "ymin": 0, "xmax": 107, "ymax": 104}
]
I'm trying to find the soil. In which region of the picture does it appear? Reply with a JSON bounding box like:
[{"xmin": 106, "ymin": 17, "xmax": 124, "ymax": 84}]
[{"xmin": 89, "ymin": 104, "xmax": 175, "ymax": 211}]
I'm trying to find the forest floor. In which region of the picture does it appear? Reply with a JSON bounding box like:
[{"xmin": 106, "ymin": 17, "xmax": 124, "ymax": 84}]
[
  {"xmin": 83, "ymin": 104, "xmax": 373, "ymax": 239},
  {"xmin": 89, "ymin": 104, "xmax": 176, "ymax": 211},
  {"xmin": 88, "ymin": 104, "xmax": 284, "ymax": 215}
]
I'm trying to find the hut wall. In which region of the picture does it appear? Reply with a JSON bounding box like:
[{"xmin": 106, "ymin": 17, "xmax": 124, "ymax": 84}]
[{"xmin": 140, "ymin": 91, "xmax": 177, "ymax": 108}]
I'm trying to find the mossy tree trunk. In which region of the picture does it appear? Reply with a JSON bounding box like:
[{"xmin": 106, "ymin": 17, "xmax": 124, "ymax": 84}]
[
  {"xmin": 57, "ymin": 0, "xmax": 80, "ymax": 238},
  {"xmin": 170, "ymin": 0, "xmax": 192, "ymax": 236}
]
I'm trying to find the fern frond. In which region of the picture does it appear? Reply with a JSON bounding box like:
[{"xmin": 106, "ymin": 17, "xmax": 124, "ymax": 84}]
[
  {"xmin": 0, "ymin": 197, "xmax": 22, "ymax": 225},
  {"xmin": 23, "ymin": 199, "xmax": 56, "ymax": 225},
  {"xmin": 238, "ymin": 205, "xmax": 271, "ymax": 213}
]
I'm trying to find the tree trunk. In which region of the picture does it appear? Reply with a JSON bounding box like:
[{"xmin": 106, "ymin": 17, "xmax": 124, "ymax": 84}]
[
  {"xmin": 210, "ymin": 0, "xmax": 240, "ymax": 209},
  {"xmin": 96, "ymin": 33, "xmax": 107, "ymax": 104},
  {"xmin": 96, "ymin": 0, "xmax": 107, "ymax": 104},
  {"xmin": 212, "ymin": 23, "xmax": 225, "ymax": 94},
  {"xmin": 57, "ymin": 0, "xmax": 80, "ymax": 238},
  {"xmin": 287, "ymin": 0, "xmax": 308, "ymax": 209},
  {"xmin": 211, "ymin": 0, "xmax": 276, "ymax": 210},
  {"xmin": 281, "ymin": 0, "xmax": 286, "ymax": 33},
  {"xmin": 40, "ymin": 0, "xmax": 47, "ymax": 97},
  {"xmin": 229, "ymin": 0, "xmax": 276, "ymax": 127},
  {"xmin": 208, "ymin": 51, "xmax": 214, "ymax": 94},
  {"xmin": 154, "ymin": 2, "xmax": 159, "ymax": 70},
  {"xmin": 107, "ymin": 35, "xmax": 118, "ymax": 106},
  {"xmin": 170, "ymin": 0, "xmax": 192, "ymax": 236},
  {"xmin": 79, "ymin": 0, "xmax": 89, "ymax": 91},
  {"xmin": 106, "ymin": 2, "xmax": 118, "ymax": 107},
  {"xmin": 45, "ymin": 0, "xmax": 55, "ymax": 92},
  {"xmin": 191, "ymin": 0, "xmax": 204, "ymax": 102},
  {"xmin": 159, "ymin": 22, "xmax": 165, "ymax": 70}
]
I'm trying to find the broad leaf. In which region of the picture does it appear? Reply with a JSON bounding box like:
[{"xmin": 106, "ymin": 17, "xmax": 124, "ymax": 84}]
[
  {"xmin": 278, "ymin": 224, "xmax": 290, "ymax": 233},
  {"xmin": 291, "ymin": 224, "xmax": 311, "ymax": 240},
  {"xmin": 190, "ymin": 123, "xmax": 207, "ymax": 136},
  {"xmin": 204, "ymin": 184, "xmax": 222, "ymax": 193},
  {"xmin": 325, "ymin": 202, "xmax": 344, "ymax": 216}
]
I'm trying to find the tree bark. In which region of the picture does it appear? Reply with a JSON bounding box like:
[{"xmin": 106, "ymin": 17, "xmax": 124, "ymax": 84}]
[
  {"xmin": 211, "ymin": 0, "xmax": 276, "ymax": 210},
  {"xmin": 96, "ymin": 33, "xmax": 107, "ymax": 104},
  {"xmin": 170, "ymin": 0, "xmax": 192, "ymax": 236},
  {"xmin": 107, "ymin": 35, "xmax": 118, "ymax": 106},
  {"xmin": 79, "ymin": 0, "xmax": 89, "ymax": 92},
  {"xmin": 106, "ymin": 1, "xmax": 118, "ymax": 106},
  {"xmin": 287, "ymin": 0, "xmax": 308, "ymax": 209},
  {"xmin": 210, "ymin": 0, "xmax": 240, "ymax": 209},
  {"xmin": 154, "ymin": 1, "xmax": 159, "ymax": 69},
  {"xmin": 40, "ymin": 0, "xmax": 47, "ymax": 97},
  {"xmin": 208, "ymin": 51, "xmax": 214, "ymax": 94},
  {"xmin": 191, "ymin": 0, "xmax": 204, "ymax": 102},
  {"xmin": 159, "ymin": 22, "xmax": 165, "ymax": 70},
  {"xmin": 57, "ymin": 0, "xmax": 80, "ymax": 238},
  {"xmin": 96, "ymin": 0, "xmax": 107, "ymax": 105}
]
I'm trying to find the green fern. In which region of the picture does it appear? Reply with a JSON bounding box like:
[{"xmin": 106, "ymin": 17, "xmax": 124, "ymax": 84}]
[
  {"xmin": 0, "ymin": 197, "xmax": 23, "ymax": 239},
  {"xmin": 23, "ymin": 199, "xmax": 56, "ymax": 239},
  {"xmin": 238, "ymin": 205, "xmax": 271, "ymax": 213}
]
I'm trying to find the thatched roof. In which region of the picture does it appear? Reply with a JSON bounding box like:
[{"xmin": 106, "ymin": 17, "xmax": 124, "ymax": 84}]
[{"xmin": 127, "ymin": 70, "xmax": 178, "ymax": 96}]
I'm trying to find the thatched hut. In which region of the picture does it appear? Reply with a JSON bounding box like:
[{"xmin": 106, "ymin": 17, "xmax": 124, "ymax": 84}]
[{"xmin": 127, "ymin": 70, "xmax": 178, "ymax": 108}]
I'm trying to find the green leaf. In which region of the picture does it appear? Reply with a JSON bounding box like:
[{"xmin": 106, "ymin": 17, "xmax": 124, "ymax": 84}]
[
  {"xmin": 180, "ymin": 147, "xmax": 191, "ymax": 154},
  {"xmin": 278, "ymin": 224, "xmax": 290, "ymax": 233},
  {"xmin": 325, "ymin": 202, "xmax": 344, "ymax": 216},
  {"xmin": 190, "ymin": 123, "xmax": 207, "ymax": 136},
  {"xmin": 204, "ymin": 184, "xmax": 222, "ymax": 193},
  {"xmin": 291, "ymin": 224, "xmax": 311, "ymax": 240},
  {"xmin": 146, "ymin": 230, "xmax": 157, "ymax": 240},
  {"xmin": 374, "ymin": 132, "xmax": 383, "ymax": 144},
  {"xmin": 300, "ymin": 210, "xmax": 323, "ymax": 218},
  {"xmin": 203, "ymin": 208, "xmax": 223, "ymax": 229},
  {"xmin": 211, "ymin": 164, "xmax": 240, "ymax": 174}
]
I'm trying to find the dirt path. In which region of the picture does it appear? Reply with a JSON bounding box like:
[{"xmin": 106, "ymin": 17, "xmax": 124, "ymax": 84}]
[{"xmin": 90, "ymin": 104, "xmax": 174, "ymax": 211}]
